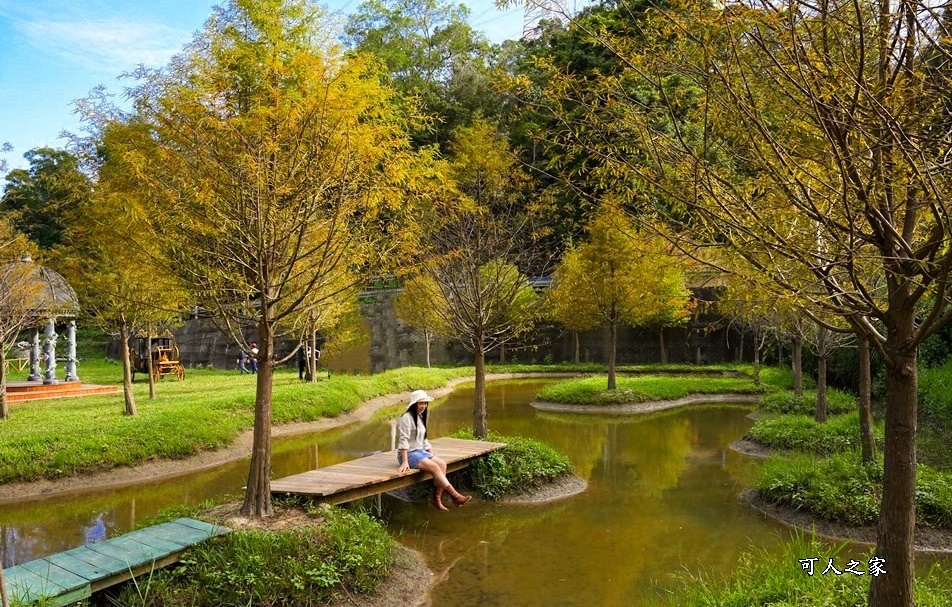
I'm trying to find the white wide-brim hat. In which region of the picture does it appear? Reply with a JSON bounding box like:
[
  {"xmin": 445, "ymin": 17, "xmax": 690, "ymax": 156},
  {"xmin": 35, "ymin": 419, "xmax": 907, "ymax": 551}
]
[{"xmin": 408, "ymin": 389, "xmax": 434, "ymax": 406}]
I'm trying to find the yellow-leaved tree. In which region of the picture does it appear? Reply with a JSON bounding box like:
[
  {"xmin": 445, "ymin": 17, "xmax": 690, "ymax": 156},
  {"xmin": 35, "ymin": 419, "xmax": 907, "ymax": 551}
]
[
  {"xmin": 415, "ymin": 119, "xmax": 540, "ymax": 438},
  {"xmin": 0, "ymin": 219, "xmax": 42, "ymax": 420},
  {"xmin": 56, "ymin": 123, "xmax": 190, "ymax": 414},
  {"xmin": 393, "ymin": 274, "xmax": 449, "ymax": 368},
  {"xmin": 548, "ymin": 207, "xmax": 692, "ymax": 389},
  {"xmin": 97, "ymin": 0, "xmax": 439, "ymax": 516}
]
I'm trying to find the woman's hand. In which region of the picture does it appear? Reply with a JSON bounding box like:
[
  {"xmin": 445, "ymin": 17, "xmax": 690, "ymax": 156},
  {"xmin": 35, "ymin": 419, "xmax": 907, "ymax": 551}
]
[{"xmin": 398, "ymin": 461, "xmax": 409, "ymax": 473}]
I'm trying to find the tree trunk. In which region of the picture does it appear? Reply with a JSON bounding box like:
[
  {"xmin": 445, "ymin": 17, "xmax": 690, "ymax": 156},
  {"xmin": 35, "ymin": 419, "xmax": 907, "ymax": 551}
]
[
  {"xmin": 0, "ymin": 559, "xmax": 8, "ymax": 607},
  {"xmin": 0, "ymin": 352, "xmax": 7, "ymax": 420},
  {"xmin": 308, "ymin": 329, "xmax": 318, "ymax": 382},
  {"xmin": 119, "ymin": 313, "xmax": 137, "ymax": 416},
  {"xmin": 815, "ymin": 327, "xmax": 828, "ymax": 423},
  {"xmin": 792, "ymin": 336, "xmax": 803, "ymax": 398},
  {"xmin": 658, "ymin": 329, "xmax": 667, "ymax": 364},
  {"xmin": 499, "ymin": 343, "xmax": 506, "ymax": 364},
  {"xmin": 147, "ymin": 333, "xmax": 156, "ymax": 399},
  {"xmin": 607, "ymin": 323, "xmax": 618, "ymax": 390},
  {"xmin": 752, "ymin": 328, "xmax": 761, "ymax": 387},
  {"xmin": 573, "ymin": 331, "xmax": 580, "ymax": 364},
  {"xmin": 424, "ymin": 329, "xmax": 431, "ymax": 368},
  {"xmin": 869, "ymin": 329, "xmax": 917, "ymax": 607},
  {"xmin": 241, "ymin": 316, "xmax": 274, "ymax": 517},
  {"xmin": 858, "ymin": 334, "xmax": 876, "ymax": 463},
  {"xmin": 473, "ymin": 337, "xmax": 488, "ymax": 439}
]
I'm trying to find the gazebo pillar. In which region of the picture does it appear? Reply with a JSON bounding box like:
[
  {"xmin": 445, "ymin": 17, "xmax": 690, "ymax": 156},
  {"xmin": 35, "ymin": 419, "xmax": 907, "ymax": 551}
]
[
  {"xmin": 27, "ymin": 327, "xmax": 42, "ymax": 381},
  {"xmin": 65, "ymin": 320, "xmax": 79, "ymax": 382},
  {"xmin": 43, "ymin": 319, "xmax": 58, "ymax": 385}
]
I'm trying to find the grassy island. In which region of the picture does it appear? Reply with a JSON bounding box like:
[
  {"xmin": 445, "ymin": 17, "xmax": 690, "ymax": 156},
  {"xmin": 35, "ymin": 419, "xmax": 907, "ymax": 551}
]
[{"xmin": 535, "ymin": 374, "xmax": 762, "ymax": 406}]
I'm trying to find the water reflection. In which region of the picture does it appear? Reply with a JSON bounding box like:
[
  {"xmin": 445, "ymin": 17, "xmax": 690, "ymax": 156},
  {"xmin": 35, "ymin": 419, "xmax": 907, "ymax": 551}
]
[{"xmin": 380, "ymin": 381, "xmax": 793, "ymax": 606}]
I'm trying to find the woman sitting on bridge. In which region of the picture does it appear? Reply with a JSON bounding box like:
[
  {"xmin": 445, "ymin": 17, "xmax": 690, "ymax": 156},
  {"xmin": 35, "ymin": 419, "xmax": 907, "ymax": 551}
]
[{"xmin": 397, "ymin": 389, "xmax": 472, "ymax": 511}]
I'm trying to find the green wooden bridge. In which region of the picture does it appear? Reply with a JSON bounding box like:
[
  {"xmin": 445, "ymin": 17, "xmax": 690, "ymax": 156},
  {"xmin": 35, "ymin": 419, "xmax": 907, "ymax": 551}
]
[{"xmin": 2, "ymin": 517, "xmax": 227, "ymax": 606}]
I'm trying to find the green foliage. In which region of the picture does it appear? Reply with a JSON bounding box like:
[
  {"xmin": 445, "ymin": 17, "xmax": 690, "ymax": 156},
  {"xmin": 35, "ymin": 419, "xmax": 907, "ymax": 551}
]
[
  {"xmin": 646, "ymin": 533, "xmax": 952, "ymax": 607},
  {"xmin": 536, "ymin": 374, "xmax": 761, "ymax": 405},
  {"xmin": 0, "ymin": 147, "xmax": 90, "ymax": 250},
  {"xmin": 449, "ymin": 429, "xmax": 572, "ymax": 499},
  {"xmin": 760, "ymin": 388, "xmax": 855, "ymax": 416},
  {"xmin": 919, "ymin": 360, "xmax": 952, "ymax": 426},
  {"xmin": 0, "ymin": 362, "xmax": 472, "ymax": 483},
  {"xmin": 108, "ymin": 505, "xmax": 393, "ymax": 606},
  {"xmin": 735, "ymin": 364, "xmax": 815, "ymax": 392},
  {"xmin": 745, "ymin": 412, "xmax": 882, "ymax": 456},
  {"xmin": 343, "ymin": 0, "xmax": 495, "ymax": 148},
  {"xmin": 757, "ymin": 453, "xmax": 952, "ymax": 529}
]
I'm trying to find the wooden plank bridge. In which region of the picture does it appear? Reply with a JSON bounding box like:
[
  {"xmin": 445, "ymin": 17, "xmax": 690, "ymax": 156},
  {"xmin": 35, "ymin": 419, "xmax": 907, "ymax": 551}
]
[
  {"xmin": 2, "ymin": 518, "xmax": 227, "ymax": 606},
  {"xmin": 270, "ymin": 437, "xmax": 506, "ymax": 504}
]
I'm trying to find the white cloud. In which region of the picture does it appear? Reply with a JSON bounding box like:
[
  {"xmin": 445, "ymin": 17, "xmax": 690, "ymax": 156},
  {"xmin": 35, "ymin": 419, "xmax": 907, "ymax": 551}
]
[{"xmin": 19, "ymin": 17, "xmax": 191, "ymax": 74}]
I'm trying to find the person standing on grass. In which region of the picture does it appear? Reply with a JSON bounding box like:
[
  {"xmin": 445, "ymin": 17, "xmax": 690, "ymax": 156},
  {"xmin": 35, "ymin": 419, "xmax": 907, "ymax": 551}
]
[
  {"xmin": 396, "ymin": 389, "xmax": 472, "ymax": 511},
  {"xmin": 249, "ymin": 342, "xmax": 259, "ymax": 374},
  {"xmin": 238, "ymin": 346, "xmax": 248, "ymax": 374},
  {"xmin": 297, "ymin": 345, "xmax": 309, "ymax": 380}
]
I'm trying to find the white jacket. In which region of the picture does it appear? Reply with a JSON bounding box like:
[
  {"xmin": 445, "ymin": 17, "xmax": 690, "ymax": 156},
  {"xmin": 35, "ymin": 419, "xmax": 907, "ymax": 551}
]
[{"xmin": 397, "ymin": 411, "xmax": 432, "ymax": 451}]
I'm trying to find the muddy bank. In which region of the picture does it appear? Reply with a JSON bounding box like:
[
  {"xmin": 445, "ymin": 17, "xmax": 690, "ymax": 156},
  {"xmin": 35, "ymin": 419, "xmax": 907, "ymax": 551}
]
[{"xmin": 743, "ymin": 489, "xmax": 952, "ymax": 555}]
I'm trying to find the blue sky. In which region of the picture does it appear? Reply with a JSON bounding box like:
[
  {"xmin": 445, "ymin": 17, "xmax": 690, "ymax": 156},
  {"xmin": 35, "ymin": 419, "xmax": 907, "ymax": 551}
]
[{"xmin": 0, "ymin": 0, "xmax": 530, "ymax": 174}]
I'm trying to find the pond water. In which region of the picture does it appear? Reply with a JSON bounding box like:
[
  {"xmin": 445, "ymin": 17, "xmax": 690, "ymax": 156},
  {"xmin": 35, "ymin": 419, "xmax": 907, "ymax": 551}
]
[{"xmin": 0, "ymin": 378, "xmax": 926, "ymax": 605}]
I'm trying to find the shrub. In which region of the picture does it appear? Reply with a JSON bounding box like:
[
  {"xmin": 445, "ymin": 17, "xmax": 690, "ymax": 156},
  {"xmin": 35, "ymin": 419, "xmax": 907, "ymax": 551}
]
[
  {"xmin": 760, "ymin": 388, "xmax": 855, "ymax": 416},
  {"xmin": 757, "ymin": 453, "xmax": 952, "ymax": 529},
  {"xmin": 919, "ymin": 361, "xmax": 952, "ymax": 426},
  {"xmin": 646, "ymin": 533, "xmax": 952, "ymax": 607},
  {"xmin": 745, "ymin": 412, "xmax": 882, "ymax": 456},
  {"xmin": 107, "ymin": 505, "xmax": 393, "ymax": 606},
  {"xmin": 449, "ymin": 430, "xmax": 572, "ymax": 499}
]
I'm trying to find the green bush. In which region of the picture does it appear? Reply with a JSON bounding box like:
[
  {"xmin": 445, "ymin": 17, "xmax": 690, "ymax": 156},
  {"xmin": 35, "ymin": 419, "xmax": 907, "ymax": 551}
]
[
  {"xmin": 108, "ymin": 505, "xmax": 393, "ymax": 606},
  {"xmin": 748, "ymin": 365, "xmax": 801, "ymax": 391},
  {"xmin": 919, "ymin": 361, "xmax": 952, "ymax": 426},
  {"xmin": 646, "ymin": 533, "xmax": 952, "ymax": 607},
  {"xmin": 757, "ymin": 452, "xmax": 952, "ymax": 528},
  {"xmin": 449, "ymin": 430, "xmax": 572, "ymax": 499},
  {"xmin": 760, "ymin": 388, "xmax": 855, "ymax": 416},
  {"xmin": 745, "ymin": 412, "xmax": 882, "ymax": 456}
]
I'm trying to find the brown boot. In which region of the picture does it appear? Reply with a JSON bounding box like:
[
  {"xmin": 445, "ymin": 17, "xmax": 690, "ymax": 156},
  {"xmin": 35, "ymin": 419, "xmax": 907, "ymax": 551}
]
[
  {"xmin": 431, "ymin": 485, "xmax": 449, "ymax": 511},
  {"xmin": 445, "ymin": 484, "xmax": 472, "ymax": 507}
]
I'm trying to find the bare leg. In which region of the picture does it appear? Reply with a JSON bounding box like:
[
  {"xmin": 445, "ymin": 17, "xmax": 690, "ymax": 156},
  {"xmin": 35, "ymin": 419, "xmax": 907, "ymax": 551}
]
[
  {"xmin": 417, "ymin": 457, "xmax": 450, "ymax": 488},
  {"xmin": 418, "ymin": 457, "xmax": 471, "ymax": 507}
]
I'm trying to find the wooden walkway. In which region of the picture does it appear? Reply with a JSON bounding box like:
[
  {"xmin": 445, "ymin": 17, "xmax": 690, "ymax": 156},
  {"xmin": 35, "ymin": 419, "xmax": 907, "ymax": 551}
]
[
  {"xmin": 270, "ymin": 437, "xmax": 506, "ymax": 504},
  {"xmin": 3, "ymin": 518, "xmax": 227, "ymax": 606}
]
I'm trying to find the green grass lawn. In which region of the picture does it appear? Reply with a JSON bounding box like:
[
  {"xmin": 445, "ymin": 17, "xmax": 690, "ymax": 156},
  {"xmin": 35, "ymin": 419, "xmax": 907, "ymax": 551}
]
[{"xmin": 0, "ymin": 360, "xmax": 472, "ymax": 484}]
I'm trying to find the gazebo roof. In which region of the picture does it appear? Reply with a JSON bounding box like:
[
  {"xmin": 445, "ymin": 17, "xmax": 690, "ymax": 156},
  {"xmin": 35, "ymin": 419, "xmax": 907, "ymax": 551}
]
[{"xmin": 1, "ymin": 254, "xmax": 80, "ymax": 317}]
